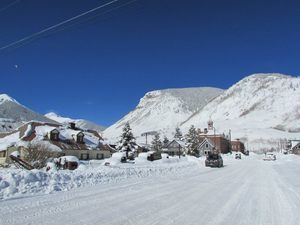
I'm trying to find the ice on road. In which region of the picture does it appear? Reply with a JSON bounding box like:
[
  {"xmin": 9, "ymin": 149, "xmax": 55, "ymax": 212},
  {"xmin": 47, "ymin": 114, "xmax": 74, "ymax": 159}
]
[{"xmin": 1, "ymin": 156, "xmax": 300, "ymax": 225}]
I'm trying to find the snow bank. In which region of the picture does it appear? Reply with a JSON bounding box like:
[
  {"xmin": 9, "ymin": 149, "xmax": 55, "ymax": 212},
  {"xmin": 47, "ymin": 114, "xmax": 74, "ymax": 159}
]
[{"xmin": 0, "ymin": 157, "xmax": 202, "ymax": 200}]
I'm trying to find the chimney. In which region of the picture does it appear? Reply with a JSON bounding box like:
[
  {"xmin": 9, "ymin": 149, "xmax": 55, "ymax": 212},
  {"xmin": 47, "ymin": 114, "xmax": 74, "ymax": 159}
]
[{"xmin": 69, "ymin": 122, "xmax": 76, "ymax": 130}]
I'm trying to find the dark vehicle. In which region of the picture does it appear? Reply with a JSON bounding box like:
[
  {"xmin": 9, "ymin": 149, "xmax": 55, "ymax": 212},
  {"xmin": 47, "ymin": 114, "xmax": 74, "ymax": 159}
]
[
  {"xmin": 62, "ymin": 161, "xmax": 78, "ymax": 170},
  {"xmin": 235, "ymin": 153, "xmax": 242, "ymax": 159},
  {"xmin": 127, "ymin": 152, "xmax": 135, "ymax": 161},
  {"xmin": 205, "ymin": 152, "xmax": 223, "ymax": 167},
  {"xmin": 121, "ymin": 156, "xmax": 127, "ymax": 163},
  {"xmin": 147, "ymin": 151, "xmax": 162, "ymax": 161}
]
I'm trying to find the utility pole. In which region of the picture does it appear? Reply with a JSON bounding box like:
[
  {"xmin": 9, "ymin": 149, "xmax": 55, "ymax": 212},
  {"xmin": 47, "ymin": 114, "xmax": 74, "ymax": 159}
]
[
  {"xmin": 213, "ymin": 127, "xmax": 217, "ymax": 154},
  {"xmin": 145, "ymin": 133, "xmax": 148, "ymax": 145},
  {"xmin": 229, "ymin": 129, "xmax": 232, "ymax": 153}
]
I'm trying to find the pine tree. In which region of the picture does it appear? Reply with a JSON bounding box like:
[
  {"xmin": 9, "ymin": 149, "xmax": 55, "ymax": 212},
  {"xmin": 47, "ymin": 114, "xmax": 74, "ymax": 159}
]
[
  {"xmin": 174, "ymin": 127, "xmax": 183, "ymax": 141},
  {"xmin": 163, "ymin": 136, "xmax": 170, "ymax": 147},
  {"xmin": 151, "ymin": 133, "xmax": 162, "ymax": 151},
  {"xmin": 117, "ymin": 122, "xmax": 137, "ymax": 157},
  {"xmin": 185, "ymin": 125, "xmax": 199, "ymax": 155}
]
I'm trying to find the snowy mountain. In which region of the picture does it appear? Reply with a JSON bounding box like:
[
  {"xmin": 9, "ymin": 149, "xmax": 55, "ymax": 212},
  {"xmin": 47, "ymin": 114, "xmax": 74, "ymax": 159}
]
[
  {"xmin": 45, "ymin": 112, "xmax": 105, "ymax": 132},
  {"xmin": 0, "ymin": 94, "xmax": 57, "ymax": 132},
  {"xmin": 181, "ymin": 74, "xmax": 300, "ymax": 150},
  {"xmin": 104, "ymin": 74, "xmax": 300, "ymax": 151},
  {"xmin": 103, "ymin": 87, "xmax": 224, "ymax": 143}
]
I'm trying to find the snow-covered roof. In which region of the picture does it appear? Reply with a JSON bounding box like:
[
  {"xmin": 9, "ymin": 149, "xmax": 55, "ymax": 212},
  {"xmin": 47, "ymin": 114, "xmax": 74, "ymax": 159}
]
[
  {"xmin": 34, "ymin": 125, "xmax": 58, "ymax": 139},
  {"xmin": 290, "ymin": 140, "xmax": 300, "ymax": 149},
  {"xmin": 0, "ymin": 131, "xmax": 22, "ymax": 151},
  {"xmin": 198, "ymin": 138, "xmax": 215, "ymax": 148},
  {"xmin": 0, "ymin": 121, "xmax": 105, "ymax": 152},
  {"xmin": 167, "ymin": 139, "xmax": 186, "ymax": 147},
  {"xmin": 59, "ymin": 156, "xmax": 79, "ymax": 163}
]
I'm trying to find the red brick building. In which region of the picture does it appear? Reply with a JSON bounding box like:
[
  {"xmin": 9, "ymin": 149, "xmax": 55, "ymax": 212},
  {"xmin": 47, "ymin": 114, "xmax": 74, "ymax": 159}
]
[{"xmin": 231, "ymin": 139, "xmax": 245, "ymax": 153}]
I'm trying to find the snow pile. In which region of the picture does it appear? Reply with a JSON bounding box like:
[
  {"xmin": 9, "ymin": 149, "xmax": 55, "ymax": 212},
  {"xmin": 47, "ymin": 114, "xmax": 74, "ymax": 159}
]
[
  {"xmin": 103, "ymin": 152, "xmax": 126, "ymax": 165},
  {"xmin": 135, "ymin": 151, "xmax": 153, "ymax": 162},
  {"xmin": 0, "ymin": 157, "xmax": 202, "ymax": 200},
  {"xmin": 0, "ymin": 132, "xmax": 22, "ymax": 151}
]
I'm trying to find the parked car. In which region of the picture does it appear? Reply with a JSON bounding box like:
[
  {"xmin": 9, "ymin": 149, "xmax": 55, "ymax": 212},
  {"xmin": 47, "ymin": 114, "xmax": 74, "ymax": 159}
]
[
  {"xmin": 103, "ymin": 152, "xmax": 127, "ymax": 166},
  {"xmin": 47, "ymin": 156, "xmax": 79, "ymax": 171},
  {"xmin": 235, "ymin": 153, "xmax": 242, "ymax": 159},
  {"xmin": 263, "ymin": 152, "xmax": 276, "ymax": 161},
  {"xmin": 147, "ymin": 151, "xmax": 162, "ymax": 161},
  {"xmin": 205, "ymin": 152, "xmax": 223, "ymax": 167}
]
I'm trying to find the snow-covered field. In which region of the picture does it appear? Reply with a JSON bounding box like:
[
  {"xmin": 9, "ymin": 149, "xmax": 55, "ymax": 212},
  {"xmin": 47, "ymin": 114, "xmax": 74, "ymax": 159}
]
[{"xmin": 1, "ymin": 154, "xmax": 300, "ymax": 225}]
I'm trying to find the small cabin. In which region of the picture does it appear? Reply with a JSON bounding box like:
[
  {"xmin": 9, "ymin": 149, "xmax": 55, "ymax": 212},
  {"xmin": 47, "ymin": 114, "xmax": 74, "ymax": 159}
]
[
  {"xmin": 196, "ymin": 138, "xmax": 215, "ymax": 157},
  {"xmin": 292, "ymin": 143, "xmax": 300, "ymax": 155},
  {"xmin": 163, "ymin": 140, "xmax": 186, "ymax": 156}
]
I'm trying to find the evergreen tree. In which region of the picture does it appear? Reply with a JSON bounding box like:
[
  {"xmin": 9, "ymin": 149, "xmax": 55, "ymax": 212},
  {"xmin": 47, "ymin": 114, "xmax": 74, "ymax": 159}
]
[
  {"xmin": 151, "ymin": 133, "xmax": 162, "ymax": 151},
  {"xmin": 117, "ymin": 122, "xmax": 137, "ymax": 157},
  {"xmin": 174, "ymin": 127, "xmax": 183, "ymax": 141},
  {"xmin": 163, "ymin": 136, "xmax": 170, "ymax": 147},
  {"xmin": 185, "ymin": 125, "xmax": 199, "ymax": 155}
]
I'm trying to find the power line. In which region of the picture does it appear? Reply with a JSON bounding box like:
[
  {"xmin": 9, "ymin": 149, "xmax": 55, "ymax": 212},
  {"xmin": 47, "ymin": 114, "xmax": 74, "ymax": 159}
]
[
  {"xmin": 0, "ymin": 0, "xmax": 20, "ymax": 13},
  {"xmin": 2, "ymin": 0, "xmax": 139, "ymax": 53},
  {"xmin": 0, "ymin": 0, "xmax": 127, "ymax": 52}
]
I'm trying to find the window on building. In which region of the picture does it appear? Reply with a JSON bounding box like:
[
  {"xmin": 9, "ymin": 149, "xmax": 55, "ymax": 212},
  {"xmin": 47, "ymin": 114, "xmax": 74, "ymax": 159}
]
[
  {"xmin": 50, "ymin": 130, "xmax": 59, "ymax": 141},
  {"xmin": 97, "ymin": 153, "xmax": 104, "ymax": 159},
  {"xmin": 205, "ymin": 143, "xmax": 209, "ymax": 148},
  {"xmin": 0, "ymin": 151, "xmax": 6, "ymax": 157},
  {"xmin": 77, "ymin": 133, "xmax": 84, "ymax": 144},
  {"xmin": 80, "ymin": 153, "xmax": 89, "ymax": 160}
]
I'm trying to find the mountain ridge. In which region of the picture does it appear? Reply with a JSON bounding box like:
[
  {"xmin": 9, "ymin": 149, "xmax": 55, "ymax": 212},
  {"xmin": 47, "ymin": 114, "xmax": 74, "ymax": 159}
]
[
  {"xmin": 103, "ymin": 87, "xmax": 224, "ymax": 142},
  {"xmin": 104, "ymin": 73, "xmax": 300, "ymax": 151},
  {"xmin": 0, "ymin": 94, "xmax": 58, "ymax": 132}
]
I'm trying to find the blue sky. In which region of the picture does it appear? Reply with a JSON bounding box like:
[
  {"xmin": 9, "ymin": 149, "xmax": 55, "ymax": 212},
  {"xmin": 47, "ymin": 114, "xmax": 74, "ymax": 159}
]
[{"xmin": 1, "ymin": 0, "xmax": 300, "ymax": 126}]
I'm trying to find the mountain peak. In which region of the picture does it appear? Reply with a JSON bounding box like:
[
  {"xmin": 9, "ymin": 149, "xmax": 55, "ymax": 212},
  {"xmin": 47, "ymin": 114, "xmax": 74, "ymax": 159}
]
[
  {"xmin": 242, "ymin": 73, "xmax": 292, "ymax": 81},
  {"xmin": 45, "ymin": 112, "xmax": 72, "ymax": 124},
  {"xmin": 44, "ymin": 112, "xmax": 59, "ymax": 117},
  {"xmin": 0, "ymin": 94, "xmax": 19, "ymax": 105}
]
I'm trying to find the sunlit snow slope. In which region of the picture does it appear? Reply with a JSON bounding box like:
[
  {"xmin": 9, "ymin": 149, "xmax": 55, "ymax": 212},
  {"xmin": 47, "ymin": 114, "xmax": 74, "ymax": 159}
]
[
  {"xmin": 0, "ymin": 94, "xmax": 57, "ymax": 132},
  {"xmin": 181, "ymin": 74, "xmax": 300, "ymax": 150},
  {"xmin": 104, "ymin": 87, "xmax": 223, "ymax": 142}
]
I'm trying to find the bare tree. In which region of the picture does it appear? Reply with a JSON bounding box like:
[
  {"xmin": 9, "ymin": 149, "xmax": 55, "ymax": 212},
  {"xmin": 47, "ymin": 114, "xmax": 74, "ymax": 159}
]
[{"xmin": 23, "ymin": 143, "xmax": 59, "ymax": 169}]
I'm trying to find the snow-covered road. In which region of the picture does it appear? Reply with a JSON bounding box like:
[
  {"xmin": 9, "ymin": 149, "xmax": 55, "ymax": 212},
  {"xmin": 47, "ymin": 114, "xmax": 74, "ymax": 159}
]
[{"xmin": 1, "ymin": 156, "xmax": 300, "ymax": 225}]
